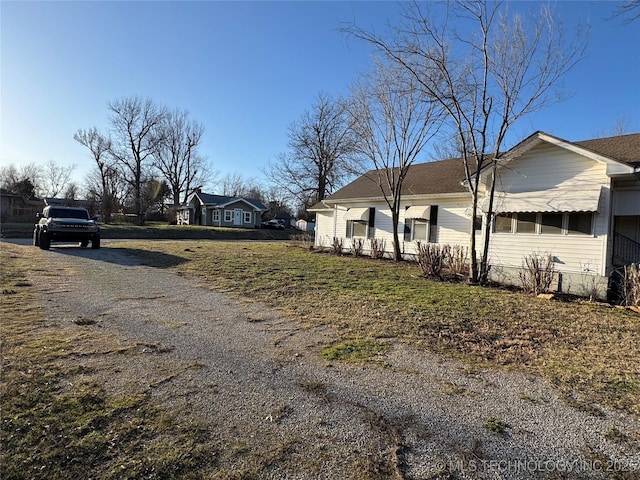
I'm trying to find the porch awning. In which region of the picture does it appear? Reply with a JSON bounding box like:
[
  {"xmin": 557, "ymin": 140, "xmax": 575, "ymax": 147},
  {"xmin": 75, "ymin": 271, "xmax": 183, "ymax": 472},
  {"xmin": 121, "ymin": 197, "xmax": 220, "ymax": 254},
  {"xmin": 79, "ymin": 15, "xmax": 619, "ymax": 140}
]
[
  {"xmin": 344, "ymin": 207, "xmax": 370, "ymax": 221},
  {"xmin": 405, "ymin": 205, "xmax": 431, "ymax": 219},
  {"xmin": 484, "ymin": 186, "xmax": 602, "ymax": 213}
]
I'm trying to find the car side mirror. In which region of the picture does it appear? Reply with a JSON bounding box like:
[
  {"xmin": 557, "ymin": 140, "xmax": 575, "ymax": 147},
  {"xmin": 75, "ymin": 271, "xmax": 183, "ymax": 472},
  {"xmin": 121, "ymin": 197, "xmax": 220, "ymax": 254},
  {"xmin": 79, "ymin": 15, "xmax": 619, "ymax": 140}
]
[{"xmin": 36, "ymin": 213, "xmax": 42, "ymax": 218}]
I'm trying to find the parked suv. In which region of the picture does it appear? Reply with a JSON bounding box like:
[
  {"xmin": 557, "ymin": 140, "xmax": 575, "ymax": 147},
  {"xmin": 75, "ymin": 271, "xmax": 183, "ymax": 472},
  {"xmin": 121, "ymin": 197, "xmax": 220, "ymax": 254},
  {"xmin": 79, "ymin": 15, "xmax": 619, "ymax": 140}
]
[{"xmin": 34, "ymin": 206, "xmax": 100, "ymax": 250}]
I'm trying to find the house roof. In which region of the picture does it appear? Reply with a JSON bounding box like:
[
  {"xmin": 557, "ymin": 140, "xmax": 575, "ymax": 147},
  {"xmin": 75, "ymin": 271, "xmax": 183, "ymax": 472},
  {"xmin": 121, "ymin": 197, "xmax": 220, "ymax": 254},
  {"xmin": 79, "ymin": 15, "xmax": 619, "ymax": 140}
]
[
  {"xmin": 320, "ymin": 157, "xmax": 469, "ymax": 205},
  {"xmin": 497, "ymin": 131, "xmax": 640, "ymax": 167},
  {"xmin": 310, "ymin": 131, "xmax": 640, "ymax": 207},
  {"xmin": 574, "ymin": 133, "xmax": 640, "ymax": 167},
  {"xmin": 187, "ymin": 192, "xmax": 267, "ymax": 211}
]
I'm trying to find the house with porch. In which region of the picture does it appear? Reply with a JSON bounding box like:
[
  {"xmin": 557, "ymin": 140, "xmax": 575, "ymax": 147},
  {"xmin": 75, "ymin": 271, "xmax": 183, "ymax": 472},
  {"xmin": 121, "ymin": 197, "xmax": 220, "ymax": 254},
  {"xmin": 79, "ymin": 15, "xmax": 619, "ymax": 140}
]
[
  {"xmin": 310, "ymin": 132, "xmax": 640, "ymax": 299},
  {"xmin": 177, "ymin": 191, "xmax": 267, "ymax": 228}
]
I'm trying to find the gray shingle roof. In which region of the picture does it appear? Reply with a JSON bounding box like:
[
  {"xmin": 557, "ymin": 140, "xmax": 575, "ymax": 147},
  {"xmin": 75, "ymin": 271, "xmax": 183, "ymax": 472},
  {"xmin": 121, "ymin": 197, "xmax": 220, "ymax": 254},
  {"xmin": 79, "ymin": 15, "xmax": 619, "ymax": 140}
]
[
  {"xmin": 324, "ymin": 158, "xmax": 469, "ymax": 203},
  {"xmin": 191, "ymin": 192, "xmax": 267, "ymax": 211},
  {"xmin": 574, "ymin": 133, "xmax": 640, "ymax": 167}
]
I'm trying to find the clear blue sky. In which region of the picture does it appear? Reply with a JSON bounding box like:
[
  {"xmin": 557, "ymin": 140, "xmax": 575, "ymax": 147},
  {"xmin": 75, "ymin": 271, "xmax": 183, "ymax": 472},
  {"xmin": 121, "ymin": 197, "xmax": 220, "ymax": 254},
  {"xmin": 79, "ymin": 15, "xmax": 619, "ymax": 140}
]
[{"xmin": 1, "ymin": 1, "xmax": 639, "ymax": 191}]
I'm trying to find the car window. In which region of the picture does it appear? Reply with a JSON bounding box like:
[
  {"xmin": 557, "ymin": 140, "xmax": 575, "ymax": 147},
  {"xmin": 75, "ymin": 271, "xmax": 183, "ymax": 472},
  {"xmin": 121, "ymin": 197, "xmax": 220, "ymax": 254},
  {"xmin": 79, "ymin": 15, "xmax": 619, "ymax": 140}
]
[{"xmin": 48, "ymin": 208, "xmax": 90, "ymax": 220}]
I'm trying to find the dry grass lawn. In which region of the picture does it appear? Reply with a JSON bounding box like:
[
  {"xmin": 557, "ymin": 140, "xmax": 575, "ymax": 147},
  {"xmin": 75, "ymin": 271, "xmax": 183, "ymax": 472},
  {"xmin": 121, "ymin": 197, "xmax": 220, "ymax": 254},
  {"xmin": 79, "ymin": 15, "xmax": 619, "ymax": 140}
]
[{"xmin": 117, "ymin": 239, "xmax": 640, "ymax": 417}]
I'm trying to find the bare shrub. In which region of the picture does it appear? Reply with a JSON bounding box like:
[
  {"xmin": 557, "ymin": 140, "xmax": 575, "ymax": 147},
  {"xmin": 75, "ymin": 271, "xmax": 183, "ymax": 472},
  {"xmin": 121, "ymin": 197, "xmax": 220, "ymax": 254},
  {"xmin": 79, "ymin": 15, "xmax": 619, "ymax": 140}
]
[
  {"xmin": 331, "ymin": 237, "xmax": 343, "ymax": 255},
  {"xmin": 351, "ymin": 238, "xmax": 364, "ymax": 257},
  {"xmin": 416, "ymin": 242, "xmax": 447, "ymax": 279},
  {"xmin": 519, "ymin": 252, "xmax": 555, "ymax": 295},
  {"xmin": 446, "ymin": 245, "xmax": 468, "ymax": 277},
  {"xmin": 291, "ymin": 232, "xmax": 313, "ymax": 249},
  {"xmin": 621, "ymin": 263, "xmax": 640, "ymax": 307},
  {"xmin": 369, "ymin": 238, "xmax": 386, "ymax": 259}
]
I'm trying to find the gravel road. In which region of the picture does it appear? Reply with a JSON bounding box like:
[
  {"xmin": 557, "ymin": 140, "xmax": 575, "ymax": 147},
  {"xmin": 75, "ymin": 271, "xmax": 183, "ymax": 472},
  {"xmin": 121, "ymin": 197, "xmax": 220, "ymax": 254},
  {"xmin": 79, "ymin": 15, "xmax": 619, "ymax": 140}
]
[{"xmin": 25, "ymin": 242, "xmax": 640, "ymax": 479}]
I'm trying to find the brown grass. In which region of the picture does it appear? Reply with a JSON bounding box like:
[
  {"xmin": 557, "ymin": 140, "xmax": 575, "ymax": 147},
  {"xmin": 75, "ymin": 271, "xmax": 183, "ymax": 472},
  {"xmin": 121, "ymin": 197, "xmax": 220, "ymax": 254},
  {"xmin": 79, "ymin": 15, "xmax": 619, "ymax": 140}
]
[{"xmin": 116, "ymin": 240, "xmax": 640, "ymax": 416}]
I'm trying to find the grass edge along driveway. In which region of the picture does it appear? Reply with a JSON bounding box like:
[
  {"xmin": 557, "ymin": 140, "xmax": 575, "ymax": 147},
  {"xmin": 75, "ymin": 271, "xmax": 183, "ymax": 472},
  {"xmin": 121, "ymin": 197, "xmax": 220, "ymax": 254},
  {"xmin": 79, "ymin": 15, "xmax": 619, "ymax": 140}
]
[{"xmin": 116, "ymin": 239, "xmax": 640, "ymax": 418}]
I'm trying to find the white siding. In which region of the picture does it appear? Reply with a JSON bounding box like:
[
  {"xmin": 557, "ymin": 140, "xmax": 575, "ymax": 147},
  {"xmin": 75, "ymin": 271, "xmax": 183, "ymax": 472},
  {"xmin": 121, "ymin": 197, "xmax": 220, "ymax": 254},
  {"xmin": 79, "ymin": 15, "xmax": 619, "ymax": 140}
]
[
  {"xmin": 488, "ymin": 144, "xmax": 610, "ymax": 275},
  {"xmin": 319, "ymin": 197, "xmax": 473, "ymax": 257},
  {"xmin": 314, "ymin": 211, "xmax": 335, "ymax": 247}
]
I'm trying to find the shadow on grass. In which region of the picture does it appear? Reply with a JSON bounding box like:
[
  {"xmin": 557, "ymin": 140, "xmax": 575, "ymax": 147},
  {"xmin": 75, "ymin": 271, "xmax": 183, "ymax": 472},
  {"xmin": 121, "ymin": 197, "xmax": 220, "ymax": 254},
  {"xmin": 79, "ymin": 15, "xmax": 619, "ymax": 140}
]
[{"xmin": 48, "ymin": 245, "xmax": 188, "ymax": 269}]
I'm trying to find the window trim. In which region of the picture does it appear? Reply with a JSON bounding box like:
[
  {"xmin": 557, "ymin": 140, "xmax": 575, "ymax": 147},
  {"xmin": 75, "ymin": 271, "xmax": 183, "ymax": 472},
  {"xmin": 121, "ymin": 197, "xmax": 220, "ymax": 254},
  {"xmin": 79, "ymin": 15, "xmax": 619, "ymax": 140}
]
[
  {"xmin": 224, "ymin": 210, "xmax": 233, "ymax": 222},
  {"xmin": 243, "ymin": 211, "xmax": 252, "ymax": 224},
  {"xmin": 212, "ymin": 210, "xmax": 220, "ymax": 223}
]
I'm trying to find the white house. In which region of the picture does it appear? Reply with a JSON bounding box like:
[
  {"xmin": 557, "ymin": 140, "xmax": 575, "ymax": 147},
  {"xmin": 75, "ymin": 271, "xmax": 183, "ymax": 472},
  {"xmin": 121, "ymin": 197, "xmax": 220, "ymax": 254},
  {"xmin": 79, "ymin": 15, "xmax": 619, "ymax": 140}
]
[
  {"xmin": 177, "ymin": 191, "xmax": 267, "ymax": 228},
  {"xmin": 310, "ymin": 132, "xmax": 640, "ymax": 299}
]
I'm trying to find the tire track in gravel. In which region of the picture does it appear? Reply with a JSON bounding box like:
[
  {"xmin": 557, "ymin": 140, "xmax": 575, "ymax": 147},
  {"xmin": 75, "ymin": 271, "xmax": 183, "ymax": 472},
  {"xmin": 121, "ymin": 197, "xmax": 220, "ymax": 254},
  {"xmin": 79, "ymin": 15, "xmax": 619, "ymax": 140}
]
[{"xmin": 28, "ymin": 243, "xmax": 640, "ymax": 480}]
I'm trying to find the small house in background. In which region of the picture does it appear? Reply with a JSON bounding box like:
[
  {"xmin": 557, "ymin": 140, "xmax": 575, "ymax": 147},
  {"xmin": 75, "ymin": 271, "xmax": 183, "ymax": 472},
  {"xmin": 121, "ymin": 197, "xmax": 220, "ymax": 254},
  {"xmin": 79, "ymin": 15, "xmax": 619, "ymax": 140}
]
[
  {"xmin": 296, "ymin": 219, "xmax": 316, "ymax": 232},
  {"xmin": 177, "ymin": 191, "xmax": 267, "ymax": 228},
  {"xmin": 0, "ymin": 189, "xmax": 43, "ymax": 222}
]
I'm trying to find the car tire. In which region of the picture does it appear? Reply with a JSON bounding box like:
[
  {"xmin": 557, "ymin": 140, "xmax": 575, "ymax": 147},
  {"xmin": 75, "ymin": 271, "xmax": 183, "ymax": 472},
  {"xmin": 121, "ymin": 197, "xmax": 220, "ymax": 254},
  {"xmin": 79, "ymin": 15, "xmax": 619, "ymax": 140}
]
[
  {"xmin": 80, "ymin": 240, "xmax": 89, "ymax": 248},
  {"xmin": 33, "ymin": 229, "xmax": 39, "ymax": 246},
  {"xmin": 91, "ymin": 236, "xmax": 100, "ymax": 249},
  {"xmin": 39, "ymin": 232, "xmax": 50, "ymax": 250}
]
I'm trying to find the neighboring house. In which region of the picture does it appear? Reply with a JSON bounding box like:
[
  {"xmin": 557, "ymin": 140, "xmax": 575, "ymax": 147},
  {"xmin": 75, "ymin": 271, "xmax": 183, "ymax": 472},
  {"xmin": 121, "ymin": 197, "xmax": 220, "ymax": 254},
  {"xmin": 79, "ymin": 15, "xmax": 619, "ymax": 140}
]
[
  {"xmin": 177, "ymin": 191, "xmax": 267, "ymax": 228},
  {"xmin": 310, "ymin": 131, "xmax": 640, "ymax": 299},
  {"xmin": 0, "ymin": 189, "xmax": 43, "ymax": 222}
]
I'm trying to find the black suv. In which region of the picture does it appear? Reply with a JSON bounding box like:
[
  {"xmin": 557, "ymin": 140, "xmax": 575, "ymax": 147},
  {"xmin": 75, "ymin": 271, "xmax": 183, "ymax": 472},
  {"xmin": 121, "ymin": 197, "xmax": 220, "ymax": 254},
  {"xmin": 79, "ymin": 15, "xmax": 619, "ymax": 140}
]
[{"xmin": 34, "ymin": 206, "xmax": 101, "ymax": 250}]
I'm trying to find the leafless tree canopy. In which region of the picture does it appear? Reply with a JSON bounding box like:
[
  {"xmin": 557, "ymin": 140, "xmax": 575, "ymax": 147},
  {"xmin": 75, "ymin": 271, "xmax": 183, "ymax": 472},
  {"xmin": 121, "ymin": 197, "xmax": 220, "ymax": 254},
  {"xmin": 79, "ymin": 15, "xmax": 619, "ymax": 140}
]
[
  {"xmin": 107, "ymin": 96, "xmax": 168, "ymax": 224},
  {"xmin": 151, "ymin": 108, "xmax": 211, "ymax": 206},
  {"xmin": 74, "ymin": 127, "xmax": 118, "ymax": 221},
  {"xmin": 267, "ymin": 92, "xmax": 359, "ymax": 211},
  {"xmin": 346, "ymin": 0, "xmax": 588, "ymax": 282},
  {"xmin": 614, "ymin": 0, "xmax": 640, "ymax": 23},
  {"xmin": 42, "ymin": 159, "xmax": 75, "ymax": 198},
  {"xmin": 348, "ymin": 59, "xmax": 441, "ymax": 260}
]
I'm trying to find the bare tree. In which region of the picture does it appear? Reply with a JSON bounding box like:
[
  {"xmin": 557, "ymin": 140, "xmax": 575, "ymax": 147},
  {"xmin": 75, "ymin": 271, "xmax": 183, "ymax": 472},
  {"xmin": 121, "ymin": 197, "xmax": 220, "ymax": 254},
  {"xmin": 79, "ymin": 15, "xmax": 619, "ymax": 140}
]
[
  {"xmin": 42, "ymin": 159, "xmax": 75, "ymax": 198},
  {"xmin": 348, "ymin": 60, "xmax": 441, "ymax": 261},
  {"xmin": 107, "ymin": 96, "xmax": 167, "ymax": 225},
  {"xmin": 346, "ymin": 0, "xmax": 588, "ymax": 283},
  {"xmin": 152, "ymin": 108, "xmax": 212, "ymax": 208},
  {"xmin": 613, "ymin": 0, "xmax": 640, "ymax": 23},
  {"xmin": 266, "ymin": 92, "xmax": 359, "ymax": 212},
  {"xmin": 74, "ymin": 127, "xmax": 117, "ymax": 222},
  {"xmin": 0, "ymin": 162, "xmax": 44, "ymax": 198}
]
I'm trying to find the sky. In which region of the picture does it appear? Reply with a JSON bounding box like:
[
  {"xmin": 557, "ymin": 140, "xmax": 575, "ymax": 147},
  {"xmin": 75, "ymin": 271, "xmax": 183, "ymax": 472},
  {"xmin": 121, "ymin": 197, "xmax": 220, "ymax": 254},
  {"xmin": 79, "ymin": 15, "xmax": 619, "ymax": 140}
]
[{"xmin": 1, "ymin": 1, "xmax": 639, "ymax": 193}]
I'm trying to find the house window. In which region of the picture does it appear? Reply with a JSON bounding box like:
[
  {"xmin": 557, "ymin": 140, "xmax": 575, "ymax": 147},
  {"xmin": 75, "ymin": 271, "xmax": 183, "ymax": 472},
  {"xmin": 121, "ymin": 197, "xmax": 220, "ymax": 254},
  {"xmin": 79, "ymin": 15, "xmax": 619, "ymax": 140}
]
[
  {"xmin": 224, "ymin": 210, "xmax": 233, "ymax": 222},
  {"xmin": 540, "ymin": 213, "xmax": 563, "ymax": 234},
  {"xmin": 516, "ymin": 213, "xmax": 537, "ymax": 233},
  {"xmin": 212, "ymin": 210, "xmax": 220, "ymax": 223},
  {"xmin": 495, "ymin": 213, "xmax": 514, "ymax": 233},
  {"xmin": 404, "ymin": 205, "xmax": 437, "ymax": 242},
  {"xmin": 346, "ymin": 208, "xmax": 375, "ymax": 239},
  {"xmin": 413, "ymin": 220, "xmax": 428, "ymax": 241},
  {"xmin": 244, "ymin": 211, "xmax": 252, "ymax": 224},
  {"xmin": 346, "ymin": 221, "xmax": 368, "ymax": 238},
  {"xmin": 567, "ymin": 213, "xmax": 593, "ymax": 235}
]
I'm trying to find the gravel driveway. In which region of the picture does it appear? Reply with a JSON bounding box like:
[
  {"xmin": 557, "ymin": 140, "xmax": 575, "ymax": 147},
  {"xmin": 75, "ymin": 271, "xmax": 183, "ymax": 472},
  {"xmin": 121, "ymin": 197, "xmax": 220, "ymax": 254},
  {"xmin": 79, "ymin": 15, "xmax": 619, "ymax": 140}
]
[{"xmin": 27, "ymin": 242, "xmax": 640, "ymax": 479}]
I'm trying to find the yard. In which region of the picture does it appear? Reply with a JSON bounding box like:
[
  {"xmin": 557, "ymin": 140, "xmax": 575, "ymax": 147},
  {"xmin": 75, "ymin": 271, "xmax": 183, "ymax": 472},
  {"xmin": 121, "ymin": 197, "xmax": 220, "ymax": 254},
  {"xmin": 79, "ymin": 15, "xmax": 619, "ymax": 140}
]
[
  {"xmin": 123, "ymin": 239, "xmax": 640, "ymax": 417},
  {"xmin": 2, "ymin": 239, "xmax": 639, "ymax": 479}
]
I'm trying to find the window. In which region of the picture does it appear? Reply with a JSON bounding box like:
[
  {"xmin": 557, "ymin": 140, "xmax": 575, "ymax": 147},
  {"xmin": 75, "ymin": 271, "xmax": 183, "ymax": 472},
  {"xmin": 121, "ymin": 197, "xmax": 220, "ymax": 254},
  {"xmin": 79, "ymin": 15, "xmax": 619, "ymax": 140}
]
[
  {"xmin": 244, "ymin": 211, "xmax": 252, "ymax": 224},
  {"xmin": 224, "ymin": 210, "xmax": 232, "ymax": 222},
  {"xmin": 495, "ymin": 213, "xmax": 513, "ymax": 233},
  {"xmin": 516, "ymin": 213, "xmax": 537, "ymax": 233},
  {"xmin": 346, "ymin": 208, "xmax": 375, "ymax": 239},
  {"xmin": 346, "ymin": 221, "xmax": 368, "ymax": 238},
  {"xmin": 404, "ymin": 205, "xmax": 437, "ymax": 242},
  {"xmin": 567, "ymin": 213, "xmax": 593, "ymax": 235},
  {"xmin": 212, "ymin": 210, "xmax": 220, "ymax": 223},
  {"xmin": 540, "ymin": 213, "xmax": 562, "ymax": 234}
]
